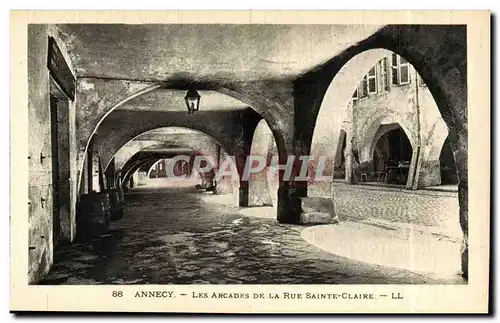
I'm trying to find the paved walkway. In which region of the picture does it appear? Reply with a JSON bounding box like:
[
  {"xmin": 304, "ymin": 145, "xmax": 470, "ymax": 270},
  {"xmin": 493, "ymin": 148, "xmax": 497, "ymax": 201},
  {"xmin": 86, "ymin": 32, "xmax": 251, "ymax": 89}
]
[
  {"xmin": 333, "ymin": 182, "xmax": 462, "ymax": 239},
  {"xmin": 40, "ymin": 180, "xmax": 465, "ymax": 285}
]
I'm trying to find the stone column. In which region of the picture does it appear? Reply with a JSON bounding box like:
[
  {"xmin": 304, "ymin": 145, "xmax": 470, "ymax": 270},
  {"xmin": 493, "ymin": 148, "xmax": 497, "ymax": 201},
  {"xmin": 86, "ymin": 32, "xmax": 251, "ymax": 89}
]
[
  {"xmin": 345, "ymin": 130, "xmax": 354, "ymax": 184},
  {"xmin": 303, "ymin": 131, "xmax": 338, "ymax": 224},
  {"xmin": 137, "ymin": 171, "xmax": 148, "ymax": 186},
  {"xmin": 452, "ymin": 127, "xmax": 468, "ymax": 279},
  {"xmin": 277, "ymin": 181, "xmax": 301, "ymax": 224},
  {"xmin": 248, "ymin": 132, "xmax": 274, "ymax": 206},
  {"xmin": 214, "ymin": 148, "xmax": 234, "ymax": 195},
  {"xmin": 415, "ymin": 159, "xmax": 441, "ymax": 188},
  {"xmin": 239, "ymin": 182, "xmax": 249, "ymax": 207}
]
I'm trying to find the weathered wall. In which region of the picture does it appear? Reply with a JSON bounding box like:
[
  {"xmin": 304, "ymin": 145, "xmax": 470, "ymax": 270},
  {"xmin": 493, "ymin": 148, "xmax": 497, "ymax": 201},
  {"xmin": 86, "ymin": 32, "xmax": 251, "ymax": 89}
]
[
  {"xmin": 27, "ymin": 25, "xmax": 77, "ymax": 284},
  {"xmin": 248, "ymin": 120, "xmax": 275, "ymax": 207},
  {"xmin": 337, "ymin": 57, "xmax": 450, "ymax": 187}
]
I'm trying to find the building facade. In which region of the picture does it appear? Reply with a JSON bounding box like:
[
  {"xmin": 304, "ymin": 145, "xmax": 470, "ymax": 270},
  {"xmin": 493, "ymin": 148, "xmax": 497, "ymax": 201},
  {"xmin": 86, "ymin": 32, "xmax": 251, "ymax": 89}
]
[{"xmin": 334, "ymin": 53, "xmax": 458, "ymax": 188}]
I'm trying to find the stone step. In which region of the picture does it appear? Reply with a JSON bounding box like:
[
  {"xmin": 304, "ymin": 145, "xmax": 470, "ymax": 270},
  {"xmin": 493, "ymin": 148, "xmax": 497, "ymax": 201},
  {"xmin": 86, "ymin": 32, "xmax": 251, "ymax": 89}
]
[
  {"xmin": 300, "ymin": 212, "xmax": 336, "ymax": 225},
  {"xmin": 299, "ymin": 197, "xmax": 338, "ymax": 225}
]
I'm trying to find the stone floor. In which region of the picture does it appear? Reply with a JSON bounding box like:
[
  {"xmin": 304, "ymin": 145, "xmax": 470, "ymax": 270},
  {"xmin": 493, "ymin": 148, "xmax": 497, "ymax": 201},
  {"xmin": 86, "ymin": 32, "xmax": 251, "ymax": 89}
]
[
  {"xmin": 333, "ymin": 182, "xmax": 462, "ymax": 239},
  {"xmin": 39, "ymin": 180, "xmax": 465, "ymax": 285}
]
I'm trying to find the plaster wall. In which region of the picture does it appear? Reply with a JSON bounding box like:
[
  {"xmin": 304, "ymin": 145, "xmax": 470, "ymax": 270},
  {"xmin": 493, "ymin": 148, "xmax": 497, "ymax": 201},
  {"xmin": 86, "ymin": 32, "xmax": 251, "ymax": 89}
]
[{"xmin": 27, "ymin": 24, "xmax": 77, "ymax": 283}]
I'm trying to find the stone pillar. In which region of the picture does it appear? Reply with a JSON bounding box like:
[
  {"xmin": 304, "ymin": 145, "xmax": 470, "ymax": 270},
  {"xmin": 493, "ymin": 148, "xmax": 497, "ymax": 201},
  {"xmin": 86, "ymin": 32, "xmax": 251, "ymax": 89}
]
[
  {"xmin": 302, "ymin": 145, "xmax": 337, "ymax": 224},
  {"xmin": 137, "ymin": 171, "xmax": 148, "ymax": 186},
  {"xmin": 406, "ymin": 148, "xmax": 420, "ymax": 189},
  {"xmin": 344, "ymin": 131, "xmax": 356, "ymax": 184},
  {"xmin": 277, "ymin": 182, "xmax": 301, "ymax": 224},
  {"xmin": 214, "ymin": 149, "xmax": 234, "ymax": 195},
  {"xmin": 248, "ymin": 170, "xmax": 273, "ymax": 206},
  {"xmin": 239, "ymin": 183, "xmax": 249, "ymax": 207},
  {"xmin": 452, "ymin": 128, "xmax": 468, "ymax": 279},
  {"xmin": 132, "ymin": 171, "xmax": 140, "ymax": 187},
  {"xmin": 416, "ymin": 159, "xmax": 441, "ymax": 188}
]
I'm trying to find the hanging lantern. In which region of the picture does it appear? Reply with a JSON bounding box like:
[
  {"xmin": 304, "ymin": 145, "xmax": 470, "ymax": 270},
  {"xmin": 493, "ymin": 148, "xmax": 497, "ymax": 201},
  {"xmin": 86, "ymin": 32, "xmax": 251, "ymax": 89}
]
[{"xmin": 184, "ymin": 89, "xmax": 201, "ymax": 114}]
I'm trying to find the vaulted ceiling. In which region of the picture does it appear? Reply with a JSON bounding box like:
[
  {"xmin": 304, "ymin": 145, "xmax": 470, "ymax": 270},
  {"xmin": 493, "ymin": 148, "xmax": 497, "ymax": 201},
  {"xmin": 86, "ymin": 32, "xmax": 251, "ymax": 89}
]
[
  {"xmin": 117, "ymin": 89, "xmax": 248, "ymax": 111},
  {"xmin": 58, "ymin": 24, "xmax": 383, "ymax": 82},
  {"xmin": 61, "ymin": 24, "xmax": 386, "ymax": 163}
]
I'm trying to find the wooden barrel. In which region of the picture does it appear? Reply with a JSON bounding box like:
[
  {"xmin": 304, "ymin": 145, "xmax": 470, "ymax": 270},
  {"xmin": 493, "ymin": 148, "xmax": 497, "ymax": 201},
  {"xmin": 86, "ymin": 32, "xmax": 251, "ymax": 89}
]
[
  {"xmin": 76, "ymin": 192, "xmax": 111, "ymax": 241},
  {"xmin": 108, "ymin": 188, "xmax": 124, "ymax": 221}
]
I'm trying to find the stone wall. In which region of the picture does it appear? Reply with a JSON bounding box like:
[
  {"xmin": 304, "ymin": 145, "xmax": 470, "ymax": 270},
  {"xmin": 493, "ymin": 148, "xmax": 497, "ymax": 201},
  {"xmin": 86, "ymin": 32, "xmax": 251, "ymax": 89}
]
[
  {"xmin": 337, "ymin": 54, "xmax": 450, "ymax": 188},
  {"xmin": 28, "ymin": 25, "xmax": 77, "ymax": 284}
]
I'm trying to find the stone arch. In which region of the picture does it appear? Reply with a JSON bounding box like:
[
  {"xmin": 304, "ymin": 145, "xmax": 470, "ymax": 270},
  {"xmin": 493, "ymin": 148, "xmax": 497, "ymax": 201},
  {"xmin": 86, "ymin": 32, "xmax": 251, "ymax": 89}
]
[
  {"xmin": 370, "ymin": 123, "xmax": 414, "ymax": 186},
  {"xmin": 308, "ymin": 49, "xmax": 394, "ymax": 196},
  {"xmin": 115, "ymin": 127, "xmax": 241, "ymax": 199},
  {"xmin": 122, "ymin": 157, "xmax": 158, "ymax": 189},
  {"xmin": 364, "ymin": 116, "xmax": 415, "ymax": 165},
  {"xmin": 426, "ymin": 127, "xmax": 450, "ymax": 163},
  {"xmin": 307, "ymin": 25, "xmax": 467, "ymax": 277},
  {"xmin": 248, "ymin": 119, "xmax": 279, "ymax": 207},
  {"xmin": 146, "ymin": 158, "xmax": 196, "ymax": 179},
  {"xmin": 76, "ymin": 84, "xmax": 288, "ymax": 196},
  {"xmin": 105, "ymin": 126, "xmax": 227, "ymax": 173}
]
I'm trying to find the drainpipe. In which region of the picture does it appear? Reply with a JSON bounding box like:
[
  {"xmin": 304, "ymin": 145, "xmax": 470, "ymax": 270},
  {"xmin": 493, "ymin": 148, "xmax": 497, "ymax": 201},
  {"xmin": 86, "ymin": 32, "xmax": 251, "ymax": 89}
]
[
  {"xmin": 98, "ymin": 156, "xmax": 106, "ymax": 192},
  {"xmin": 410, "ymin": 69, "xmax": 422, "ymax": 190},
  {"xmin": 87, "ymin": 138, "xmax": 93, "ymax": 194},
  {"xmin": 344, "ymin": 120, "xmax": 354, "ymax": 184}
]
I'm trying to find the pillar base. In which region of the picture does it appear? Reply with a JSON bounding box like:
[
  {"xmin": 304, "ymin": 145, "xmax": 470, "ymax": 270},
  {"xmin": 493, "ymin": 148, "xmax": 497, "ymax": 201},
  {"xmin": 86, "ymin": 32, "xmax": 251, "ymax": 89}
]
[
  {"xmin": 458, "ymin": 181, "xmax": 468, "ymax": 280},
  {"xmin": 277, "ymin": 186, "xmax": 301, "ymax": 224},
  {"xmin": 239, "ymin": 187, "xmax": 249, "ymax": 207},
  {"xmin": 461, "ymin": 241, "xmax": 468, "ymax": 280},
  {"xmin": 299, "ymin": 197, "xmax": 338, "ymax": 225},
  {"xmin": 416, "ymin": 160, "xmax": 441, "ymax": 188}
]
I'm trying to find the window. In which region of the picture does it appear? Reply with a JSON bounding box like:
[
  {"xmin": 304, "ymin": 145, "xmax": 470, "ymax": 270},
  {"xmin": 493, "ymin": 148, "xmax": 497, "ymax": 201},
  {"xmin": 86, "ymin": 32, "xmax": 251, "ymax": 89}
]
[
  {"xmin": 399, "ymin": 56, "xmax": 410, "ymax": 84},
  {"xmin": 391, "ymin": 54, "xmax": 399, "ymax": 85},
  {"xmin": 367, "ymin": 67, "xmax": 377, "ymax": 94},
  {"xmin": 391, "ymin": 53, "xmax": 411, "ymax": 86},
  {"xmin": 352, "ymin": 88, "xmax": 358, "ymax": 100},
  {"xmin": 359, "ymin": 75, "xmax": 368, "ymax": 98},
  {"xmin": 379, "ymin": 58, "xmax": 389, "ymax": 91}
]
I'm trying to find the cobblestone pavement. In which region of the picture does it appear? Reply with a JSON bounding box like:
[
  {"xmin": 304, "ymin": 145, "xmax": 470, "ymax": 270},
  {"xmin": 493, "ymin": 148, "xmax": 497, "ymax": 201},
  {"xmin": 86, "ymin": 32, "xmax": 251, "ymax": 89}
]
[
  {"xmin": 333, "ymin": 183, "xmax": 462, "ymax": 239},
  {"xmin": 40, "ymin": 183, "xmax": 465, "ymax": 285}
]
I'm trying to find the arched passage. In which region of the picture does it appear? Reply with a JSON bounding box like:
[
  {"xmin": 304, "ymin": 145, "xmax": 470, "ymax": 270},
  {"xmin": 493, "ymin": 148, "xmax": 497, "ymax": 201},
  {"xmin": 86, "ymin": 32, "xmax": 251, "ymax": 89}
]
[
  {"xmin": 148, "ymin": 158, "xmax": 190, "ymax": 179},
  {"xmin": 98, "ymin": 126, "xmax": 226, "ymax": 191},
  {"xmin": 119, "ymin": 140, "xmax": 241, "ymax": 205},
  {"xmin": 439, "ymin": 137, "xmax": 459, "ymax": 185},
  {"xmin": 248, "ymin": 119, "xmax": 279, "ymax": 207},
  {"xmin": 145, "ymin": 158, "xmax": 203, "ymax": 189},
  {"xmin": 371, "ymin": 124, "xmax": 413, "ymax": 185},
  {"xmin": 307, "ymin": 26, "xmax": 468, "ymax": 277},
  {"xmin": 309, "ymin": 49, "xmax": 394, "ymax": 196},
  {"xmin": 76, "ymin": 86, "xmax": 288, "ymax": 198}
]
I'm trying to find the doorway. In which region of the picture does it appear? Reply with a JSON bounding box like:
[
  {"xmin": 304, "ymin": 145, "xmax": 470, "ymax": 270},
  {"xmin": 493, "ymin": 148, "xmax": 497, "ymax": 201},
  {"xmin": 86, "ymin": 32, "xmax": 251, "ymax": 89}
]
[
  {"xmin": 373, "ymin": 125, "xmax": 413, "ymax": 185},
  {"xmin": 49, "ymin": 81, "xmax": 71, "ymax": 246}
]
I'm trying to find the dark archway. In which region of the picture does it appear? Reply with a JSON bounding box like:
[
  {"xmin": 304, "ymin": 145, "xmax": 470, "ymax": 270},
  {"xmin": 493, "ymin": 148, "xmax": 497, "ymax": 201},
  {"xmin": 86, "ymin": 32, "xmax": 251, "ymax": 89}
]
[
  {"xmin": 373, "ymin": 126, "xmax": 413, "ymax": 185},
  {"xmin": 439, "ymin": 137, "xmax": 459, "ymax": 185}
]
